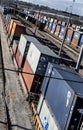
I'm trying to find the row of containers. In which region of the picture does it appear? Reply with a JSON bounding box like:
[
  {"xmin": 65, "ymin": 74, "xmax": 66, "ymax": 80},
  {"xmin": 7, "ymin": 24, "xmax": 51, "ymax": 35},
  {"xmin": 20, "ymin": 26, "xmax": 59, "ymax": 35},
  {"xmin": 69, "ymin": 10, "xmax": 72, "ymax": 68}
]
[
  {"xmin": 2, "ymin": 15, "xmax": 83, "ymax": 130},
  {"xmin": 12, "ymin": 35, "xmax": 83, "ymax": 130},
  {"xmin": 44, "ymin": 19, "xmax": 83, "ymax": 47},
  {"xmin": 4, "ymin": 8, "xmax": 83, "ymax": 47},
  {"xmin": 27, "ymin": 13, "xmax": 83, "ymax": 47}
]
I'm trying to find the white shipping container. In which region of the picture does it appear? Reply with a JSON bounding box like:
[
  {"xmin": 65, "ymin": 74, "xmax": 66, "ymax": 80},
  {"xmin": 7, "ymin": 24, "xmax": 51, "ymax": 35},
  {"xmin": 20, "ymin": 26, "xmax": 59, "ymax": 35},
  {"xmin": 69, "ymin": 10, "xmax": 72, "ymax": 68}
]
[
  {"xmin": 18, "ymin": 34, "xmax": 40, "ymax": 57},
  {"xmin": 27, "ymin": 42, "xmax": 59, "ymax": 73},
  {"xmin": 37, "ymin": 94, "xmax": 60, "ymax": 130}
]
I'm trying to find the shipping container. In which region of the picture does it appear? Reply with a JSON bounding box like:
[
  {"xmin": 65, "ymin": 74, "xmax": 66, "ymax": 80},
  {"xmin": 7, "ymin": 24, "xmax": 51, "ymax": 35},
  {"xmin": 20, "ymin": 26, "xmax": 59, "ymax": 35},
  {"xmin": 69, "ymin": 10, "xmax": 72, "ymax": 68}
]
[
  {"xmin": 18, "ymin": 34, "xmax": 40, "ymax": 68},
  {"xmin": 22, "ymin": 60, "xmax": 43, "ymax": 92},
  {"xmin": 12, "ymin": 40, "xmax": 19, "ymax": 55},
  {"xmin": 66, "ymin": 28, "xmax": 74, "ymax": 42},
  {"xmin": 22, "ymin": 43, "xmax": 59, "ymax": 93},
  {"xmin": 59, "ymin": 27, "xmax": 66, "ymax": 39},
  {"xmin": 55, "ymin": 25, "xmax": 61, "ymax": 36},
  {"xmin": 27, "ymin": 42, "xmax": 59, "ymax": 75},
  {"xmin": 54, "ymin": 19, "xmax": 57, "ymax": 24},
  {"xmin": 11, "ymin": 22, "xmax": 26, "ymax": 37},
  {"xmin": 45, "ymin": 21, "xmax": 49, "ymax": 30},
  {"xmin": 79, "ymin": 35, "xmax": 83, "ymax": 46},
  {"xmin": 72, "ymin": 31, "xmax": 83, "ymax": 46},
  {"xmin": 62, "ymin": 21, "xmax": 66, "ymax": 26},
  {"xmin": 58, "ymin": 20, "xmax": 62, "ymax": 25},
  {"xmin": 51, "ymin": 23, "xmax": 57, "ymax": 34},
  {"xmin": 8, "ymin": 19, "xmax": 20, "ymax": 36},
  {"xmin": 72, "ymin": 24, "xmax": 76, "ymax": 29},
  {"xmin": 48, "ymin": 22, "xmax": 53, "ymax": 31},
  {"xmin": 41, "ymin": 63, "xmax": 83, "ymax": 130},
  {"xmin": 37, "ymin": 94, "xmax": 60, "ymax": 130}
]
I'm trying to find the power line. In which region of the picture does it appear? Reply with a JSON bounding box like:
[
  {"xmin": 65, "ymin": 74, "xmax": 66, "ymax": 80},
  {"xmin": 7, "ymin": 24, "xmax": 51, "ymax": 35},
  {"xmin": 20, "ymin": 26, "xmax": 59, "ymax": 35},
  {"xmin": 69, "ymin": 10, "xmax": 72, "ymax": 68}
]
[{"xmin": 1, "ymin": 67, "xmax": 83, "ymax": 84}]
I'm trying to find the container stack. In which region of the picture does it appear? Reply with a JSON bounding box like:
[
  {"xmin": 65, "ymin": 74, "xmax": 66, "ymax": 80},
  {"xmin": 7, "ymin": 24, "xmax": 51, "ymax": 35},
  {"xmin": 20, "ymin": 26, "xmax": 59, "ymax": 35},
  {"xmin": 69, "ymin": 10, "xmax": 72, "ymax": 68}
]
[
  {"xmin": 66, "ymin": 27, "xmax": 74, "ymax": 43},
  {"xmin": 15, "ymin": 34, "xmax": 40, "ymax": 69},
  {"xmin": 21, "ymin": 42, "xmax": 59, "ymax": 93},
  {"xmin": 9, "ymin": 22, "xmax": 26, "ymax": 43},
  {"xmin": 72, "ymin": 30, "xmax": 83, "ymax": 46},
  {"xmin": 37, "ymin": 63, "xmax": 83, "ymax": 130}
]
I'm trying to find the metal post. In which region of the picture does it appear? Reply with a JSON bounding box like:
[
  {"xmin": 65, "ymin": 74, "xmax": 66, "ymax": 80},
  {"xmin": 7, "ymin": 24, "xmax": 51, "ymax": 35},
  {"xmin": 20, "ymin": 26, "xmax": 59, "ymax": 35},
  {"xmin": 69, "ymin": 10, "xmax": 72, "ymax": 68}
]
[
  {"xmin": 34, "ymin": 11, "xmax": 40, "ymax": 35},
  {"xmin": 58, "ymin": 0, "xmax": 75, "ymax": 57},
  {"xmin": 58, "ymin": 17, "xmax": 70, "ymax": 56},
  {"xmin": 75, "ymin": 45, "xmax": 83, "ymax": 72}
]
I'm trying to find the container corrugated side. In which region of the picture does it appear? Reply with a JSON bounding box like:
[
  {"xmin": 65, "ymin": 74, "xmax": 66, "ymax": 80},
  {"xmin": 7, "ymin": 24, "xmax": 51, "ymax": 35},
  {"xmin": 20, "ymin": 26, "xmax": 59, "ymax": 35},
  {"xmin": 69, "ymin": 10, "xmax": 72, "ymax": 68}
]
[
  {"xmin": 55, "ymin": 25, "xmax": 61, "ymax": 36},
  {"xmin": 8, "ymin": 19, "xmax": 20, "ymax": 36},
  {"xmin": 66, "ymin": 28, "xmax": 74, "ymax": 42},
  {"xmin": 18, "ymin": 34, "xmax": 27, "ymax": 57},
  {"xmin": 41, "ymin": 63, "xmax": 75, "ymax": 130},
  {"xmin": 22, "ymin": 60, "xmax": 34, "ymax": 92},
  {"xmin": 27, "ymin": 42, "xmax": 41, "ymax": 74},
  {"xmin": 59, "ymin": 27, "xmax": 66, "ymax": 39},
  {"xmin": 11, "ymin": 22, "xmax": 26, "ymax": 37},
  {"xmin": 37, "ymin": 94, "xmax": 60, "ymax": 130}
]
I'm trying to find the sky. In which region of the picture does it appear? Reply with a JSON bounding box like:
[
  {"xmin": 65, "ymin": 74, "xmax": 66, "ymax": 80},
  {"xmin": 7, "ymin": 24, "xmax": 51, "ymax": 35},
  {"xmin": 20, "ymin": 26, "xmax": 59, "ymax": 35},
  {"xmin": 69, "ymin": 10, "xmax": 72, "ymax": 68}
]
[{"xmin": 20, "ymin": 0, "xmax": 83, "ymax": 16}]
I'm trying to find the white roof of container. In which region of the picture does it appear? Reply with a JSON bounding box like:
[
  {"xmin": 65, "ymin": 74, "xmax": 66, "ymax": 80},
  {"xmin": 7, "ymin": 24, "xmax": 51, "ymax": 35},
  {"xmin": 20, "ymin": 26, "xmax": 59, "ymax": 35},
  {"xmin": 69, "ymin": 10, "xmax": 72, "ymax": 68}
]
[
  {"xmin": 21, "ymin": 34, "xmax": 40, "ymax": 44},
  {"xmin": 31, "ymin": 42, "xmax": 59, "ymax": 58}
]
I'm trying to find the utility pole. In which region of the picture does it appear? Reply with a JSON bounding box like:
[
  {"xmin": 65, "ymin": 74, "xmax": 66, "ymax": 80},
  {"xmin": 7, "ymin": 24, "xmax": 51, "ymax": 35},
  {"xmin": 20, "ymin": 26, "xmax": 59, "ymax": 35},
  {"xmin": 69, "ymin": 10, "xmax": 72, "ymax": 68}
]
[{"xmin": 58, "ymin": 0, "xmax": 76, "ymax": 57}]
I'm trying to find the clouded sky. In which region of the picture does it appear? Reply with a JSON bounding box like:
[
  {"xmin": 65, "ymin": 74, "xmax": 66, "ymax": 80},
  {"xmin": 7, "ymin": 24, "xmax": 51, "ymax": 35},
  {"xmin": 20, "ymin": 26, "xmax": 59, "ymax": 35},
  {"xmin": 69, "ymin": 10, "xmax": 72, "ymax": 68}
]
[{"xmin": 21, "ymin": 0, "xmax": 83, "ymax": 16}]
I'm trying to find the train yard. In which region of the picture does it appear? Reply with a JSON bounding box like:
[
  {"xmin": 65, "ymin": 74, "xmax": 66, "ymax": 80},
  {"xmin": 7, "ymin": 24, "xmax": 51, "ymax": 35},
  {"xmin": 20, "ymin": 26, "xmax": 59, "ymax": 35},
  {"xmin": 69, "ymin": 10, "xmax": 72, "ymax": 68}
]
[
  {"xmin": 16, "ymin": 14, "xmax": 83, "ymax": 76},
  {"xmin": 0, "ymin": 6, "xmax": 83, "ymax": 130}
]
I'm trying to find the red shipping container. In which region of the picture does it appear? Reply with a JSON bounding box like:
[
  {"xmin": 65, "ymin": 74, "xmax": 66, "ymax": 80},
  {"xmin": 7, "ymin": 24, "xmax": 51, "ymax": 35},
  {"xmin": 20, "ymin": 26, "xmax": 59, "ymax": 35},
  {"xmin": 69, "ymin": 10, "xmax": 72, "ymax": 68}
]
[
  {"xmin": 22, "ymin": 60, "xmax": 34, "ymax": 92},
  {"xmin": 72, "ymin": 38, "xmax": 79, "ymax": 46},
  {"xmin": 67, "ymin": 28, "xmax": 74, "ymax": 37},
  {"xmin": 58, "ymin": 20, "xmax": 61, "ymax": 25},
  {"xmin": 11, "ymin": 22, "xmax": 26, "ymax": 37},
  {"xmin": 72, "ymin": 24, "xmax": 76, "ymax": 29},
  {"xmin": 22, "ymin": 60, "xmax": 43, "ymax": 93}
]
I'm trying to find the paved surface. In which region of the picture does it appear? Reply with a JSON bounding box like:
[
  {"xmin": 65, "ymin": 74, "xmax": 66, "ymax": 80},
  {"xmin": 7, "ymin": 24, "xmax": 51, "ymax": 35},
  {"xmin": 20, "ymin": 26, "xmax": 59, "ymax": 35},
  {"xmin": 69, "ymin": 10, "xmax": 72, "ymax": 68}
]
[
  {"xmin": 0, "ymin": 44, "xmax": 7, "ymax": 130},
  {"xmin": 0, "ymin": 15, "xmax": 34, "ymax": 130}
]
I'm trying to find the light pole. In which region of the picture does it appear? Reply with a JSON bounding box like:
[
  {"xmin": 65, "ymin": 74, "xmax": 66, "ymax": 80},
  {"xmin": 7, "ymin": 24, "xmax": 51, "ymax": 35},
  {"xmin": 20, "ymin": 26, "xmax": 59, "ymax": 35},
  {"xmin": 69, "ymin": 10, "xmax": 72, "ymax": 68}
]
[{"xmin": 58, "ymin": 0, "xmax": 76, "ymax": 57}]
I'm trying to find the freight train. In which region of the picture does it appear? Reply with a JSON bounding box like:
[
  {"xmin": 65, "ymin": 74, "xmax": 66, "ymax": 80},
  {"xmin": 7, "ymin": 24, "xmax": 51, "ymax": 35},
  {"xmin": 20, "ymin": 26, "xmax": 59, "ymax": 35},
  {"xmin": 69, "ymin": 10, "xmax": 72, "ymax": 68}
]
[{"xmin": 1, "ymin": 9, "xmax": 83, "ymax": 130}]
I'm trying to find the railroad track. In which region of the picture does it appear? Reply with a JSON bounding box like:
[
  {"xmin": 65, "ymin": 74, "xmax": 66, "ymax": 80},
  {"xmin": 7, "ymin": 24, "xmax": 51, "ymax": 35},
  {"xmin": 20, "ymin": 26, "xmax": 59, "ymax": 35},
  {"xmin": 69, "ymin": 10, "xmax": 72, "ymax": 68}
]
[{"xmin": 15, "ymin": 14, "xmax": 83, "ymax": 76}]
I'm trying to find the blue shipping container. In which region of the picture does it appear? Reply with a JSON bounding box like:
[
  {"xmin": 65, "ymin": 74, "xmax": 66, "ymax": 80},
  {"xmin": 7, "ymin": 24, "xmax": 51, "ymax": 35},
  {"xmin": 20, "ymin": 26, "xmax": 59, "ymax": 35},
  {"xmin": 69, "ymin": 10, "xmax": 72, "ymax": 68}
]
[
  {"xmin": 52, "ymin": 23, "xmax": 56, "ymax": 29},
  {"xmin": 59, "ymin": 27, "xmax": 66, "ymax": 38},
  {"xmin": 41, "ymin": 63, "xmax": 83, "ymax": 130},
  {"xmin": 66, "ymin": 35, "xmax": 71, "ymax": 42},
  {"xmin": 79, "ymin": 35, "xmax": 83, "ymax": 46},
  {"xmin": 73, "ymin": 32, "xmax": 80, "ymax": 40},
  {"xmin": 49, "ymin": 22, "xmax": 53, "ymax": 29}
]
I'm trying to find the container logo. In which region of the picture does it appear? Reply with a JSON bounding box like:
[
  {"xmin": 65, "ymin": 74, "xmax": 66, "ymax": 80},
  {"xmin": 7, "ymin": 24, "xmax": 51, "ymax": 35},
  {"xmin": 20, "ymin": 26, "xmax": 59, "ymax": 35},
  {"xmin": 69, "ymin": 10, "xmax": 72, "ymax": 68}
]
[
  {"xmin": 66, "ymin": 91, "xmax": 71, "ymax": 107},
  {"xmin": 42, "ymin": 117, "xmax": 49, "ymax": 130}
]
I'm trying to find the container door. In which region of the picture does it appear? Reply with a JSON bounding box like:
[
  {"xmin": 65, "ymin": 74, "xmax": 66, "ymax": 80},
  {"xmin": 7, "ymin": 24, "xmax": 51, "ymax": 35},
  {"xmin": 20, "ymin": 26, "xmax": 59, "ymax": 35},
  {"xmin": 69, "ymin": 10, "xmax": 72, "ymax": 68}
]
[{"xmin": 68, "ymin": 97, "xmax": 83, "ymax": 130}]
